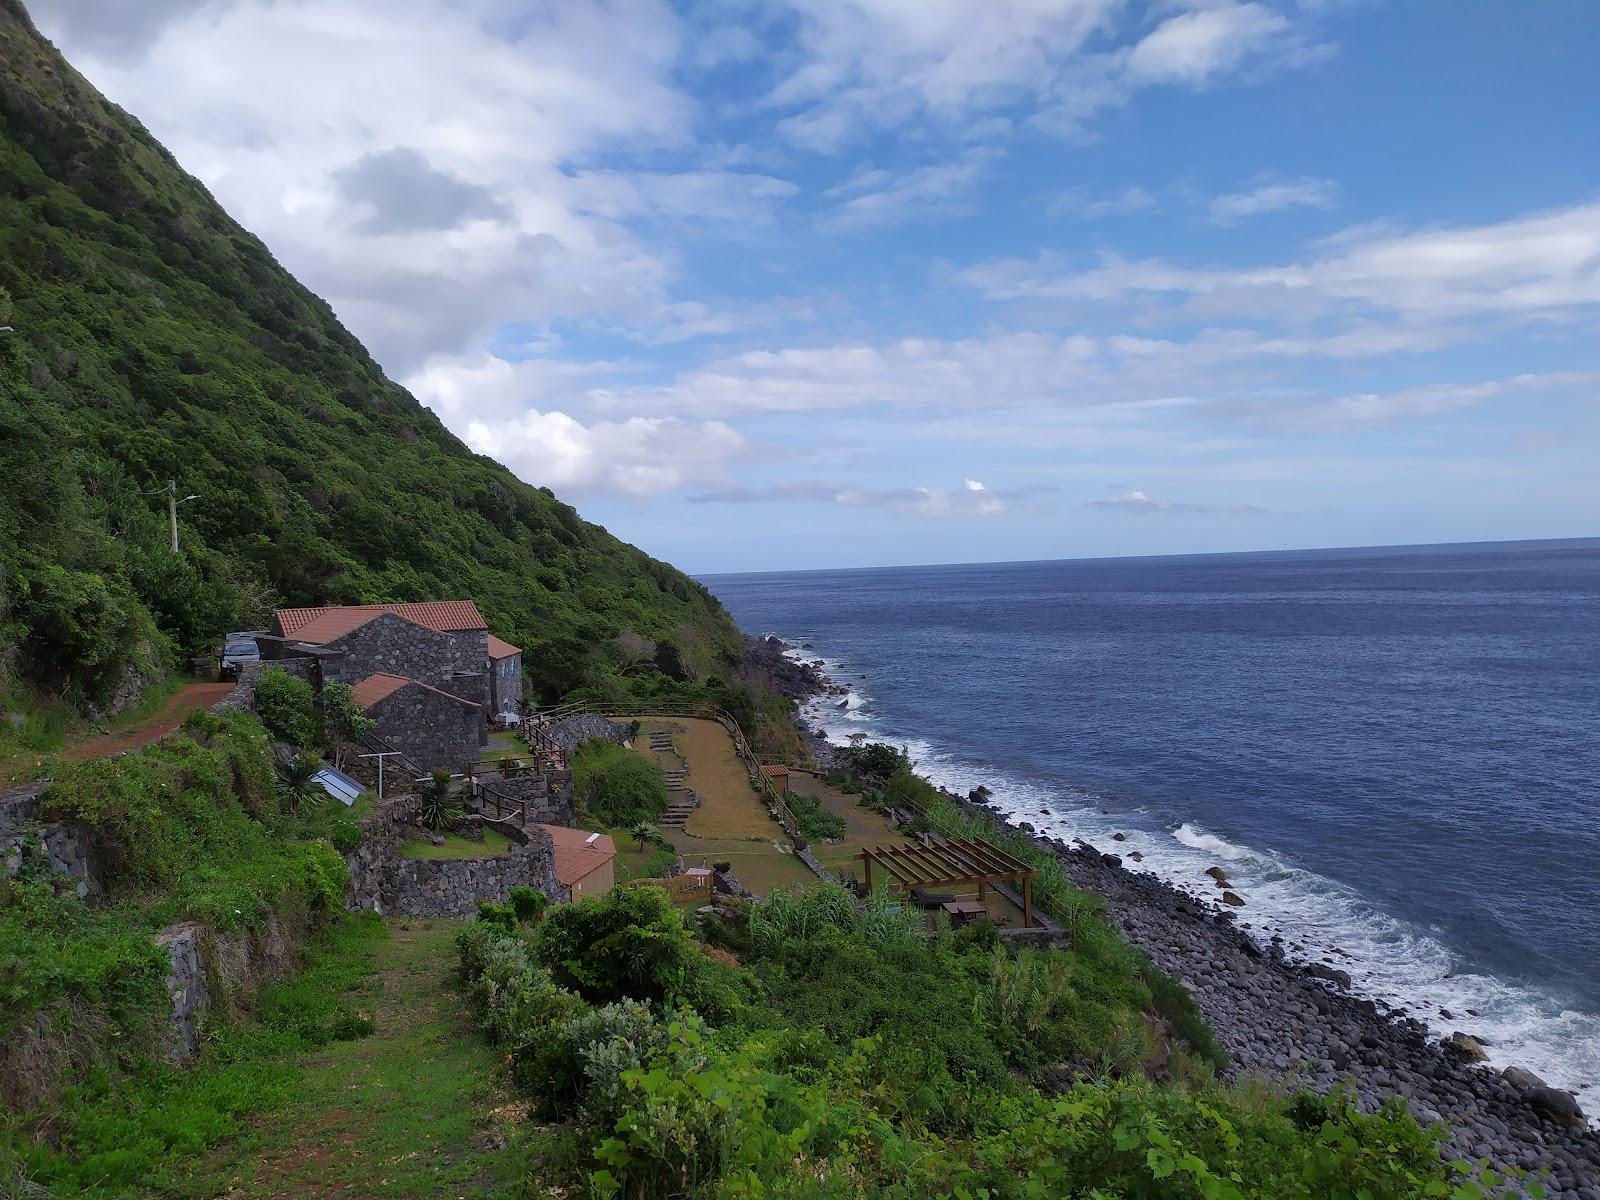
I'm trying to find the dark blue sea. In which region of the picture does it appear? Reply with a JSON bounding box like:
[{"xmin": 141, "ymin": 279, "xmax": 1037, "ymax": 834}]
[{"xmin": 703, "ymin": 538, "xmax": 1600, "ymax": 1106}]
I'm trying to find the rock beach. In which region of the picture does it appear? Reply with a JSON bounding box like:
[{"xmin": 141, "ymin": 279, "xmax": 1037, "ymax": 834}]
[{"xmin": 1040, "ymin": 833, "xmax": 1600, "ymax": 1196}]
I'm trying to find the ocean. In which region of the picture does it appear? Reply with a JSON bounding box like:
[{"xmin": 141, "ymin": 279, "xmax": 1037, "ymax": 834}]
[{"xmin": 702, "ymin": 538, "xmax": 1600, "ymax": 1111}]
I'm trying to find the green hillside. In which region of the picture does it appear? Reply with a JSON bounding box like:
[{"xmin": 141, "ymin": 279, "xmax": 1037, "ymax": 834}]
[{"xmin": 0, "ymin": 0, "xmax": 741, "ymax": 721}]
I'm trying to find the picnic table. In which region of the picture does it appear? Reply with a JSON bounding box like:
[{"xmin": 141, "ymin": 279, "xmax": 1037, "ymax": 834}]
[{"xmin": 941, "ymin": 900, "xmax": 986, "ymax": 926}]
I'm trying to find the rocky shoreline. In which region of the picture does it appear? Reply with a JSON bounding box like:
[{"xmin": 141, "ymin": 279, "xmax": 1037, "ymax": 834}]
[{"xmin": 777, "ymin": 640, "xmax": 1599, "ymax": 1198}]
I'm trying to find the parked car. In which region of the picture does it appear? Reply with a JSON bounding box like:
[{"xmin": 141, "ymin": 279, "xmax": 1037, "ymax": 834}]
[{"xmin": 220, "ymin": 631, "xmax": 261, "ymax": 679}]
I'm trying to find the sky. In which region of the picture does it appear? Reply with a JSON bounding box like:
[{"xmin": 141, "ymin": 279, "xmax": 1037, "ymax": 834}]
[{"xmin": 35, "ymin": 0, "xmax": 1600, "ymax": 573}]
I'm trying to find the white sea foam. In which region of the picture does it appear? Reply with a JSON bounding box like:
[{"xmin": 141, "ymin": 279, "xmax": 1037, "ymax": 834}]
[{"xmin": 782, "ymin": 636, "xmax": 1600, "ymax": 1122}]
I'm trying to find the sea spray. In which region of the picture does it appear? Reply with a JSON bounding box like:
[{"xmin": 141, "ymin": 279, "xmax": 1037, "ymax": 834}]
[{"xmin": 781, "ymin": 635, "xmax": 1600, "ymax": 1119}]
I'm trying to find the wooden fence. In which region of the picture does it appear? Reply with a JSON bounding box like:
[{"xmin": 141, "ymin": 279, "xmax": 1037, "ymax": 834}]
[{"xmin": 625, "ymin": 873, "xmax": 713, "ymax": 902}]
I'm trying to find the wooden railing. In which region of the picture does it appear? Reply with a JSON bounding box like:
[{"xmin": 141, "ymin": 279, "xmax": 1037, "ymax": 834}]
[
  {"xmin": 625, "ymin": 873, "xmax": 713, "ymax": 902},
  {"xmin": 357, "ymin": 732, "xmax": 541, "ymax": 827}
]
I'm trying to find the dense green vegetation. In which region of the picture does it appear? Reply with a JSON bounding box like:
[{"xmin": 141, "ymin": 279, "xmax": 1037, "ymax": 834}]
[
  {"xmin": 573, "ymin": 737, "xmax": 670, "ymax": 827},
  {"xmin": 0, "ymin": 2, "xmax": 751, "ymax": 733},
  {"xmin": 0, "ymin": 708, "xmax": 358, "ymax": 1181},
  {"xmin": 787, "ymin": 791, "xmax": 848, "ymax": 842},
  {"xmin": 457, "ymin": 886, "xmax": 1523, "ymax": 1199}
]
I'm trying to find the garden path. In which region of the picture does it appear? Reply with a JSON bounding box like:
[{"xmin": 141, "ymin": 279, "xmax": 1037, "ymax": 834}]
[{"xmin": 164, "ymin": 922, "xmax": 533, "ymax": 1200}]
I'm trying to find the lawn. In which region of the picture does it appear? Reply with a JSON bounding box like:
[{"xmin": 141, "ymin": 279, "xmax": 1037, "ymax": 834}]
[
  {"xmin": 164, "ymin": 921, "xmax": 537, "ymax": 1199},
  {"xmin": 400, "ymin": 829, "xmax": 514, "ymax": 858},
  {"xmin": 626, "ymin": 718, "xmax": 823, "ymax": 896}
]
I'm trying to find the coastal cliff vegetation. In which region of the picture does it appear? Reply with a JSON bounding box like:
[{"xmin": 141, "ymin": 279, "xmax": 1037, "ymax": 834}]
[{"xmin": 0, "ymin": 0, "xmax": 784, "ymax": 762}]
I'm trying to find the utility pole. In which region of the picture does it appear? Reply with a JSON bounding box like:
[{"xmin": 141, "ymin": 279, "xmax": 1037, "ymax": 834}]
[{"xmin": 159, "ymin": 480, "xmax": 200, "ymax": 554}]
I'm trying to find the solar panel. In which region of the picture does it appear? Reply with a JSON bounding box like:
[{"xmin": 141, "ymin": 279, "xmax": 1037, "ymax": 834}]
[{"xmin": 311, "ymin": 766, "xmax": 365, "ymax": 807}]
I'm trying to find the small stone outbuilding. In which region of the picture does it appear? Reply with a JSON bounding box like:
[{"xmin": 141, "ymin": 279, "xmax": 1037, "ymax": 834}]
[
  {"xmin": 351, "ymin": 672, "xmax": 481, "ymax": 774},
  {"xmin": 488, "ymin": 635, "xmax": 523, "ymax": 718}
]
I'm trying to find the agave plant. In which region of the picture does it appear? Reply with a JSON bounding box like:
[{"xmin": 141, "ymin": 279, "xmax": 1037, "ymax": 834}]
[
  {"xmin": 416, "ymin": 768, "xmax": 464, "ymax": 832},
  {"xmin": 274, "ymin": 751, "xmax": 324, "ymax": 814}
]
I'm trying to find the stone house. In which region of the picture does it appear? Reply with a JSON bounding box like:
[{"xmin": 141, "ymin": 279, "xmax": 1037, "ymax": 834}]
[
  {"xmin": 349, "ymin": 672, "xmax": 482, "ymax": 775},
  {"xmin": 257, "ymin": 600, "xmax": 526, "ymax": 759},
  {"xmin": 488, "ymin": 635, "xmax": 523, "ymax": 718},
  {"xmin": 267, "ymin": 601, "xmax": 492, "ymax": 707}
]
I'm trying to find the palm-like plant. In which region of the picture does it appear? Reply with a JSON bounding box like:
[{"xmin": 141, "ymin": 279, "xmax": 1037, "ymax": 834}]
[
  {"xmin": 417, "ymin": 768, "xmax": 464, "ymax": 832},
  {"xmin": 275, "ymin": 752, "xmax": 324, "ymax": 814},
  {"xmin": 629, "ymin": 821, "xmax": 657, "ymax": 852}
]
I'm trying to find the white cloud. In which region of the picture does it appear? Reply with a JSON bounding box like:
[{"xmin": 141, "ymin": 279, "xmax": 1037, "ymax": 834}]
[
  {"xmin": 1089, "ymin": 489, "xmax": 1265, "ymax": 514},
  {"xmin": 1209, "ymin": 175, "xmax": 1337, "ymax": 223},
  {"xmin": 959, "ymin": 201, "xmax": 1600, "ymax": 324},
  {"xmin": 688, "ymin": 477, "xmax": 1052, "ymax": 518},
  {"xmin": 765, "ymin": 0, "xmax": 1319, "ymax": 150},
  {"xmin": 821, "ymin": 154, "xmax": 991, "ymax": 230},
  {"xmin": 1127, "ymin": 2, "xmax": 1295, "ymax": 85},
  {"xmin": 1049, "ymin": 184, "xmax": 1160, "ymax": 218},
  {"xmin": 34, "ymin": 0, "xmax": 797, "ymax": 373},
  {"xmin": 465, "ymin": 409, "xmax": 748, "ymax": 499}
]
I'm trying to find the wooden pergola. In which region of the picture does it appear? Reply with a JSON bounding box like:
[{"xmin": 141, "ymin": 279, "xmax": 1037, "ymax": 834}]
[{"xmin": 856, "ymin": 836, "xmax": 1039, "ymax": 928}]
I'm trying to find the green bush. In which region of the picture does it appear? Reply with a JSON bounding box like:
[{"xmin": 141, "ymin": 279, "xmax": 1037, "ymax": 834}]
[
  {"xmin": 534, "ymin": 885, "xmax": 695, "ymax": 1006},
  {"xmin": 786, "ymin": 792, "xmax": 847, "ymax": 842},
  {"xmin": 454, "ymin": 882, "xmax": 1511, "ymax": 1200},
  {"xmin": 571, "ymin": 739, "xmax": 668, "ymax": 827},
  {"xmin": 252, "ymin": 668, "xmax": 320, "ymax": 749},
  {"xmin": 329, "ymin": 819, "xmax": 362, "ymax": 854},
  {"xmin": 509, "ymin": 886, "xmax": 548, "ymax": 924}
]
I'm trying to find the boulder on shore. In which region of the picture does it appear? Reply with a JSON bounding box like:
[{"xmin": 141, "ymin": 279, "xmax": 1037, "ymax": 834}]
[
  {"xmin": 1221, "ymin": 891, "xmax": 1245, "ymax": 906},
  {"xmin": 1204, "ymin": 866, "xmax": 1230, "ymax": 884},
  {"xmin": 1501, "ymin": 1066, "xmax": 1547, "ymax": 1091},
  {"xmin": 1526, "ymin": 1085, "xmax": 1586, "ymax": 1131},
  {"xmin": 1445, "ymin": 1032, "xmax": 1488, "ymax": 1062}
]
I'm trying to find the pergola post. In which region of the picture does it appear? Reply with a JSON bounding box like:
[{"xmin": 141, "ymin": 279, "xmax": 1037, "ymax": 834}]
[{"xmin": 1023, "ymin": 875, "xmax": 1033, "ymax": 929}]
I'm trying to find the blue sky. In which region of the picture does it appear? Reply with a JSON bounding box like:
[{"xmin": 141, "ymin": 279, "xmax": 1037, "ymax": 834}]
[{"xmin": 40, "ymin": 0, "xmax": 1600, "ymax": 572}]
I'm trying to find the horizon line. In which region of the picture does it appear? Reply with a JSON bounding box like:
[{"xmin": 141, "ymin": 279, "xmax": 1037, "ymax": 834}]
[{"xmin": 695, "ymin": 533, "xmax": 1600, "ymax": 580}]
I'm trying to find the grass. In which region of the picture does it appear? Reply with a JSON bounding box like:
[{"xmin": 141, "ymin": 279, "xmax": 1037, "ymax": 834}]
[
  {"xmin": 161, "ymin": 920, "xmax": 536, "ymax": 1199},
  {"xmin": 400, "ymin": 829, "xmax": 514, "ymax": 859},
  {"xmin": 626, "ymin": 718, "xmax": 821, "ymax": 896}
]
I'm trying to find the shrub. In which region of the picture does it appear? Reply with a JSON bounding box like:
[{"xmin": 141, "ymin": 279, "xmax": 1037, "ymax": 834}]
[
  {"xmin": 535, "ymin": 885, "xmax": 695, "ymax": 1006},
  {"xmin": 252, "ymin": 668, "xmax": 320, "ymax": 748},
  {"xmin": 329, "ymin": 819, "xmax": 362, "ymax": 854},
  {"xmin": 416, "ymin": 768, "xmax": 463, "ymax": 831},
  {"xmin": 786, "ymin": 792, "xmax": 847, "ymax": 842},
  {"xmin": 571, "ymin": 738, "xmax": 668, "ymax": 827},
  {"xmin": 273, "ymin": 751, "xmax": 324, "ymax": 815},
  {"xmin": 509, "ymin": 886, "xmax": 548, "ymax": 925}
]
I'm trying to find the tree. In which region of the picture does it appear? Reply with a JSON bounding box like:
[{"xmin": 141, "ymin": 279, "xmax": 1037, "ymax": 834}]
[
  {"xmin": 629, "ymin": 821, "xmax": 657, "ymax": 852},
  {"xmin": 254, "ymin": 668, "xmax": 320, "ymax": 748},
  {"xmin": 572, "ymin": 739, "xmax": 668, "ymax": 826},
  {"xmin": 416, "ymin": 767, "xmax": 463, "ymax": 832},
  {"xmin": 534, "ymin": 884, "xmax": 693, "ymax": 1005},
  {"xmin": 274, "ymin": 751, "xmax": 323, "ymax": 814},
  {"xmin": 321, "ymin": 679, "xmax": 375, "ymax": 769}
]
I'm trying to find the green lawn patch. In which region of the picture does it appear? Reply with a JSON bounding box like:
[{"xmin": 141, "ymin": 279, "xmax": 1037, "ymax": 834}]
[{"xmin": 400, "ymin": 829, "xmax": 513, "ymax": 859}]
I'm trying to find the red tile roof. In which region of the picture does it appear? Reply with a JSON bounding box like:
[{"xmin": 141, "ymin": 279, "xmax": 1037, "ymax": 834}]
[
  {"xmin": 542, "ymin": 825, "xmax": 616, "ymax": 886},
  {"xmin": 487, "ymin": 635, "xmax": 522, "ymax": 660},
  {"xmin": 761, "ymin": 764, "xmax": 790, "ymax": 778},
  {"xmin": 350, "ymin": 672, "xmax": 480, "ymax": 710},
  {"xmin": 274, "ymin": 600, "xmax": 487, "ymax": 644}
]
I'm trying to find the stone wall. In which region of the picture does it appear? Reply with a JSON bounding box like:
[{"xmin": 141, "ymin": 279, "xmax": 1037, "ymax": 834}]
[
  {"xmin": 211, "ymin": 657, "xmax": 316, "ymax": 716},
  {"xmin": 322, "ymin": 612, "xmax": 489, "ymax": 711},
  {"xmin": 542, "ymin": 714, "xmax": 630, "ymax": 757},
  {"xmin": 0, "ymin": 788, "xmax": 100, "ymax": 899},
  {"xmin": 368, "ymin": 682, "xmax": 481, "ymax": 774},
  {"xmin": 475, "ymin": 771, "xmax": 576, "ymax": 826},
  {"xmin": 343, "ymin": 792, "xmax": 566, "ymax": 916},
  {"xmin": 381, "ymin": 831, "xmax": 564, "ymax": 917},
  {"xmin": 156, "ymin": 923, "xmax": 207, "ymax": 1062}
]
